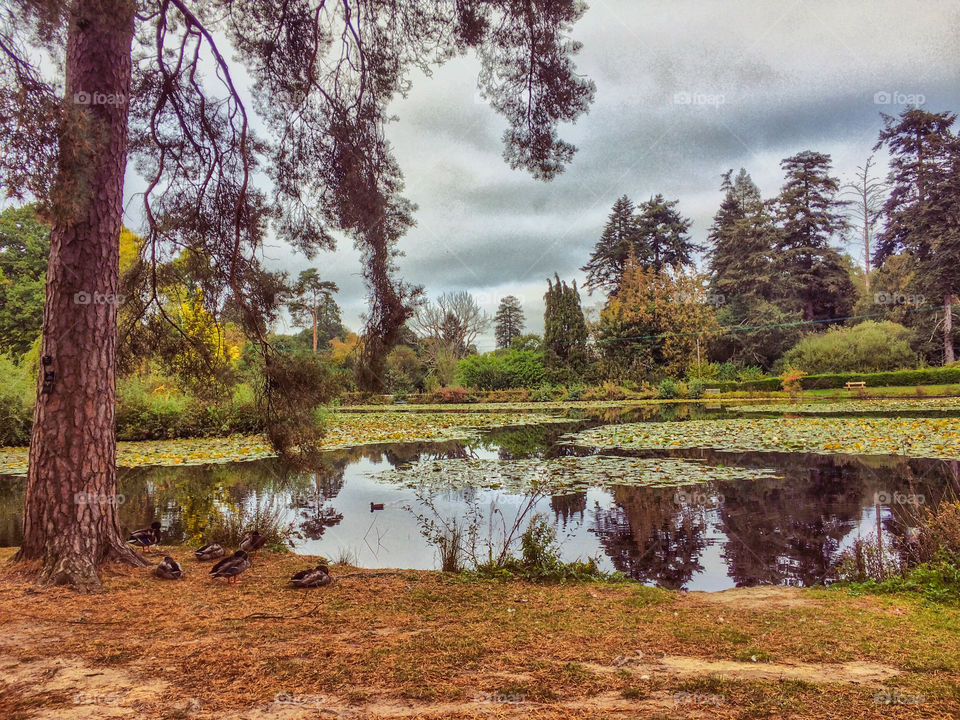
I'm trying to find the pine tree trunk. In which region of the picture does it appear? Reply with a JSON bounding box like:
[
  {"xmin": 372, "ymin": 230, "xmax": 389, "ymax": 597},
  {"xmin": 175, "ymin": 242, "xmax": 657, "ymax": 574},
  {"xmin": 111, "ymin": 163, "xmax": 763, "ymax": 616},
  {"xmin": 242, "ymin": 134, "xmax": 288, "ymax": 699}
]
[
  {"xmin": 14, "ymin": 0, "xmax": 145, "ymax": 590},
  {"xmin": 946, "ymin": 294, "xmax": 955, "ymax": 364},
  {"xmin": 312, "ymin": 301, "xmax": 318, "ymax": 354}
]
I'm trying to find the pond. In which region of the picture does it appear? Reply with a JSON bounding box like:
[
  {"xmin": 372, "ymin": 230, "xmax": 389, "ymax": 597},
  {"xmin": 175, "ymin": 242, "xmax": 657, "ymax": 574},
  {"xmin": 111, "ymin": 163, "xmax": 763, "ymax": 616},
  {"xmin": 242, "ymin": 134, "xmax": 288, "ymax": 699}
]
[{"xmin": 1, "ymin": 402, "xmax": 958, "ymax": 591}]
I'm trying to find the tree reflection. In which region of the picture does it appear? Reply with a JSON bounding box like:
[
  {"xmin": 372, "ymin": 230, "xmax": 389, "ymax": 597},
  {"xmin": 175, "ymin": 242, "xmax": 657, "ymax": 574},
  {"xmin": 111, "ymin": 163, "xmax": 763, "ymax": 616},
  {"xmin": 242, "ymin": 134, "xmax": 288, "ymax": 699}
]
[{"xmin": 592, "ymin": 486, "xmax": 707, "ymax": 588}]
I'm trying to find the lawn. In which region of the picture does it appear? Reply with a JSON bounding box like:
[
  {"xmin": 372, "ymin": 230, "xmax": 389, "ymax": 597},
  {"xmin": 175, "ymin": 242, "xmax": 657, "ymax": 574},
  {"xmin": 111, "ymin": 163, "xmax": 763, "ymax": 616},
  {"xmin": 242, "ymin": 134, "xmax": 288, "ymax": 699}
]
[{"xmin": 1, "ymin": 549, "xmax": 958, "ymax": 719}]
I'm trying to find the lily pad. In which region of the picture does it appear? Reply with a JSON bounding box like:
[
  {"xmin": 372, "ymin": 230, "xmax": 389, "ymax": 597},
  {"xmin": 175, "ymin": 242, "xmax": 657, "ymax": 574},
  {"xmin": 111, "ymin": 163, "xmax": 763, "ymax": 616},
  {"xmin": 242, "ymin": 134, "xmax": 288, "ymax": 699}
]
[
  {"xmin": 0, "ymin": 411, "xmax": 571, "ymax": 475},
  {"xmin": 564, "ymin": 417, "xmax": 960, "ymax": 460},
  {"xmin": 732, "ymin": 398, "xmax": 960, "ymax": 415},
  {"xmin": 371, "ymin": 455, "xmax": 782, "ymax": 494}
]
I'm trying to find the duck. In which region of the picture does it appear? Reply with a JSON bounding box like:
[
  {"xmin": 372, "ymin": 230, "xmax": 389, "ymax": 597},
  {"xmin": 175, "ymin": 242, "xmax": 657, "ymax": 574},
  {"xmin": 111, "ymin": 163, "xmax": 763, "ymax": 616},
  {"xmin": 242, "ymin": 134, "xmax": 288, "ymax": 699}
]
[
  {"xmin": 210, "ymin": 550, "xmax": 251, "ymax": 584},
  {"xmin": 155, "ymin": 555, "xmax": 184, "ymax": 580},
  {"xmin": 194, "ymin": 543, "xmax": 225, "ymax": 562},
  {"xmin": 240, "ymin": 530, "xmax": 267, "ymax": 557},
  {"xmin": 289, "ymin": 564, "xmax": 332, "ymax": 588},
  {"xmin": 128, "ymin": 522, "xmax": 162, "ymax": 553}
]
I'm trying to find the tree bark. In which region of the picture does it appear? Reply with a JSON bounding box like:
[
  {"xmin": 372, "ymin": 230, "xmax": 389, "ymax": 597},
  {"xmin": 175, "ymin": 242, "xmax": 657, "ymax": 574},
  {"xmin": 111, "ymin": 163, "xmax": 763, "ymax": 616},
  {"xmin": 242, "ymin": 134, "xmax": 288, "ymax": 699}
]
[
  {"xmin": 14, "ymin": 0, "xmax": 145, "ymax": 590},
  {"xmin": 946, "ymin": 294, "xmax": 955, "ymax": 364}
]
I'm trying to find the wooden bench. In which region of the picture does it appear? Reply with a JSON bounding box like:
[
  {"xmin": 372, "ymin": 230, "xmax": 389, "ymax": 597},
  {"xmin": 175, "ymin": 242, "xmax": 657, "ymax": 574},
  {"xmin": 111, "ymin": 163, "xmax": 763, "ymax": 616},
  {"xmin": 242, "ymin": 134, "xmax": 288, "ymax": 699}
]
[
  {"xmin": 704, "ymin": 388, "xmax": 721, "ymax": 395},
  {"xmin": 844, "ymin": 381, "xmax": 867, "ymax": 390}
]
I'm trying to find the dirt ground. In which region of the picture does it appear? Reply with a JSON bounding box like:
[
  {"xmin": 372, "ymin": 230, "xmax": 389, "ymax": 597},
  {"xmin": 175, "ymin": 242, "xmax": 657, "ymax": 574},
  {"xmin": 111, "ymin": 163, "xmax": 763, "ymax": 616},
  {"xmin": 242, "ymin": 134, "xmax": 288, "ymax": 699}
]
[{"xmin": 1, "ymin": 549, "xmax": 957, "ymax": 719}]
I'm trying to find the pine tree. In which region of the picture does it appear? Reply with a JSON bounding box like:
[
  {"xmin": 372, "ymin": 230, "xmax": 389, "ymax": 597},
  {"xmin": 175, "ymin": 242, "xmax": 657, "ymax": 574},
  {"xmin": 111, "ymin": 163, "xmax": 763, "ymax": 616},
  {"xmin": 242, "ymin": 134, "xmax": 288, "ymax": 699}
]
[
  {"xmin": 543, "ymin": 274, "xmax": 588, "ymax": 373},
  {"xmin": 772, "ymin": 151, "xmax": 856, "ymax": 322},
  {"xmin": 494, "ymin": 295, "xmax": 525, "ymax": 348},
  {"xmin": 873, "ymin": 108, "xmax": 959, "ymax": 362},
  {"xmin": 634, "ymin": 194, "xmax": 699, "ymax": 273},
  {"xmin": 582, "ymin": 196, "xmax": 641, "ymax": 295},
  {"xmin": 706, "ymin": 169, "xmax": 798, "ymax": 368},
  {"xmin": 707, "ymin": 169, "xmax": 775, "ymax": 305},
  {"xmin": 874, "ymin": 109, "xmax": 956, "ymax": 264}
]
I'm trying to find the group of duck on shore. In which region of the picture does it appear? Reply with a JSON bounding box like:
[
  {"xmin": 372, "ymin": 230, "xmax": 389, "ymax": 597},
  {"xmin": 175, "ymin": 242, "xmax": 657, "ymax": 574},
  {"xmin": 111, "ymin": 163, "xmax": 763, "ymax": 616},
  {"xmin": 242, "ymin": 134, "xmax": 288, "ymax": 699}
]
[{"xmin": 126, "ymin": 522, "xmax": 333, "ymax": 588}]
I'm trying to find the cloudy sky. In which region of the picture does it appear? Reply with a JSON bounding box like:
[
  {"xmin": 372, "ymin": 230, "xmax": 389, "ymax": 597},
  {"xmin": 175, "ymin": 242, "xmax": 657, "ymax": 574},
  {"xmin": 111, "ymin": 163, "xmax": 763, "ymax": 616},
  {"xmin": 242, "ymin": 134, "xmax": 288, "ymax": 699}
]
[{"xmin": 127, "ymin": 0, "xmax": 960, "ymax": 351}]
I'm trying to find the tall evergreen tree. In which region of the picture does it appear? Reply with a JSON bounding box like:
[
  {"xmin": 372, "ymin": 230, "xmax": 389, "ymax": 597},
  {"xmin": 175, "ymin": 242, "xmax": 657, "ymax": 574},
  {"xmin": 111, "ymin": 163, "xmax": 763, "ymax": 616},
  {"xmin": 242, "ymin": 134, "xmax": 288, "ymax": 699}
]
[
  {"xmin": 874, "ymin": 108, "xmax": 959, "ymax": 362},
  {"xmin": 543, "ymin": 274, "xmax": 588, "ymax": 372},
  {"xmin": 494, "ymin": 295, "xmax": 525, "ymax": 348},
  {"xmin": 873, "ymin": 109, "xmax": 956, "ymax": 264},
  {"xmin": 634, "ymin": 194, "xmax": 700, "ymax": 273},
  {"xmin": 582, "ymin": 195, "xmax": 641, "ymax": 295},
  {"xmin": 707, "ymin": 169, "xmax": 775, "ymax": 305},
  {"xmin": 772, "ymin": 151, "xmax": 856, "ymax": 322},
  {"xmin": 706, "ymin": 169, "xmax": 798, "ymax": 368}
]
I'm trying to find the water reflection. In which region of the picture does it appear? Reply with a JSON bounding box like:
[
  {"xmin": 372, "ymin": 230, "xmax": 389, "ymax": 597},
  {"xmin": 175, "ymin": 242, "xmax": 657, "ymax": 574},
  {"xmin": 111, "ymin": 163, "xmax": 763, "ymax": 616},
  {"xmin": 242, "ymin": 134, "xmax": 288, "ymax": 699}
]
[{"xmin": 1, "ymin": 416, "xmax": 958, "ymax": 591}]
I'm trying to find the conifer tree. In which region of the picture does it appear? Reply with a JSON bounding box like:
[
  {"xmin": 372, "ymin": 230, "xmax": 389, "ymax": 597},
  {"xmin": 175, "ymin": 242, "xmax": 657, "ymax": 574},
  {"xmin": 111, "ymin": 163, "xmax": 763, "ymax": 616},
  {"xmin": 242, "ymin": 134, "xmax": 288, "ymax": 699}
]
[
  {"xmin": 543, "ymin": 274, "xmax": 588, "ymax": 374},
  {"xmin": 494, "ymin": 295, "xmax": 525, "ymax": 349},
  {"xmin": 874, "ymin": 108, "xmax": 959, "ymax": 362},
  {"xmin": 582, "ymin": 195, "xmax": 641, "ymax": 295},
  {"xmin": 771, "ymin": 151, "xmax": 856, "ymax": 322}
]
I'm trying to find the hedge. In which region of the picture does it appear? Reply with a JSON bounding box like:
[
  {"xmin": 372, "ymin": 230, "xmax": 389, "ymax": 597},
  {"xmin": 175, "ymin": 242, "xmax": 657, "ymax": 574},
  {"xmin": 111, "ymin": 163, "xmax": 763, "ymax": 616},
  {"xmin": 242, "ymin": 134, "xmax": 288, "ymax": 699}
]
[
  {"xmin": 800, "ymin": 367, "xmax": 960, "ymax": 390},
  {"xmin": 704, "ymin": 367, "xmax": 960, "ymax": 393}
]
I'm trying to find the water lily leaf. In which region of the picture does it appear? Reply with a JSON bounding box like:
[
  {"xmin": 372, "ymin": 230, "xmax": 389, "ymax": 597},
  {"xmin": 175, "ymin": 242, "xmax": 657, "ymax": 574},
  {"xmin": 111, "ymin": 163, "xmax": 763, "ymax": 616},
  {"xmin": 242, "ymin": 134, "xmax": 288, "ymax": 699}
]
[{"xmin": 564, "ymin": 417, "xmax": 960, "ymax": 460}]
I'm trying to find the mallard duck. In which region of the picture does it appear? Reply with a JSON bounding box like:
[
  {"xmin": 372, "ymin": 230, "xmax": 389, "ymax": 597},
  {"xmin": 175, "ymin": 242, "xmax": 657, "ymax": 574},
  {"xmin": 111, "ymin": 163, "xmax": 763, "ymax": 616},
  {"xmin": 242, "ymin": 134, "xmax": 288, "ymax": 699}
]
[
  {"xmin": 240, "ymin": 530, "xmax": 266, "ymax": 557},
  {"xmin": 194, "ymin": 543, "xmax": 225, "ymax": 562},
  {"xmin": 210, "ymin": 550, "xmax": 251, "ymax": 584},
  {"xmin": 290, "ymin": 564, "xmax": 332, "ymax": 588},
  {"xmin": 128, "ymin": 522, "xmax": 162, "ymax": 553},
  {"xmin": 155, "ymin": 555, "xmax": 183, "ymax": 580}
]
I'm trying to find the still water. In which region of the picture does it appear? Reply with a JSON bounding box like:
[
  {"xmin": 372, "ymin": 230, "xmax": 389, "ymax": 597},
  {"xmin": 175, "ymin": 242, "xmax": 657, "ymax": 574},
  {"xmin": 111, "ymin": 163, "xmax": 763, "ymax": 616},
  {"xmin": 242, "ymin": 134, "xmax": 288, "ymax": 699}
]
[{"xmin": 1, "ymin": 404, "xmax": 957, "ymax": 591}]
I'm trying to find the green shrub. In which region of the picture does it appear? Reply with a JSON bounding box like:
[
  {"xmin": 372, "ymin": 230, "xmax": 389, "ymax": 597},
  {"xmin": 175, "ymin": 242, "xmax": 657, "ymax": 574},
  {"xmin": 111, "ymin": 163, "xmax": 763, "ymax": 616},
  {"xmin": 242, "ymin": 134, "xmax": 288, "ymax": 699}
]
[
  {"xmin": 115, "ymin": 374, "xmax": 262, "ymax": 440},
  {"xmin": 454, "ymin": 349, "xmax": 546, "ymax": 390},
  {"xmin": 531, "ymin": 383, "xmax": 562, "ymax": 402},
  {"xmin": 0, "ymin": 353, "xmax": 33, "ymax": 446},
  {"xmin": 736, "ymin": 366, "xmax": 765, "ymax": 382},
  {"xmin": 687, "ymin": 378, "xmax": 705, "ymax": 399},
  {"xmin": 783, "ymin": 321, "xmax": 915, "ymax": 374},
  {"xmin": 687, "ymin": 362, "xmax": 719, "ymax": 380},
  {"xmin": 565, "ymin": 383, "xmax": 584, "ymax": 401},
  {"xmin": 475, "ymin": 515, "xmax": 612, "ymax": 583},
  {"xmin": 716, "ymin": 362, "xmax": 739, "ymax": 381},
  {"xmin": 657, "ymin": 378, "xmax": 678, "ymax": 399}
]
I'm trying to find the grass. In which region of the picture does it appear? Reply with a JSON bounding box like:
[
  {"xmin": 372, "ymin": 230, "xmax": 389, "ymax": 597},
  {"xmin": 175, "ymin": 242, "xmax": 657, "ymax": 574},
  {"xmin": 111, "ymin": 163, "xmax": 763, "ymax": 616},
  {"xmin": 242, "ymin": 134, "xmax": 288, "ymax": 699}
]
[{"xmin": 1, "ymin": 549, "xmax": 959, "ymax": 718}]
